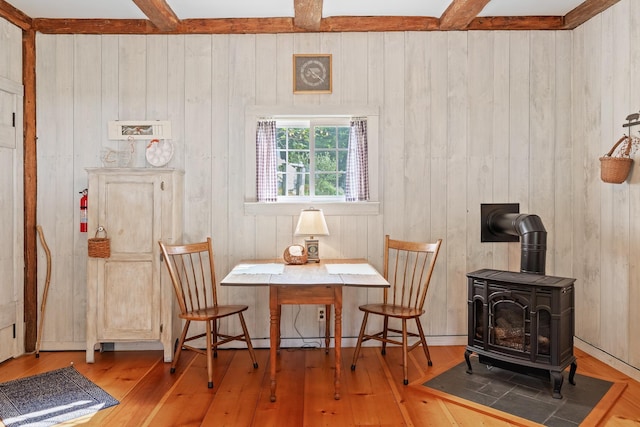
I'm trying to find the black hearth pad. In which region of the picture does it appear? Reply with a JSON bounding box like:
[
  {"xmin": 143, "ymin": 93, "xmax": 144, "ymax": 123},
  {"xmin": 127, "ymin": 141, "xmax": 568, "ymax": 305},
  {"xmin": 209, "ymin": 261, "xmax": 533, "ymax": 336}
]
[{"xmin": 423, "ymin": 357, "xmax": 613, "ymax": 426}]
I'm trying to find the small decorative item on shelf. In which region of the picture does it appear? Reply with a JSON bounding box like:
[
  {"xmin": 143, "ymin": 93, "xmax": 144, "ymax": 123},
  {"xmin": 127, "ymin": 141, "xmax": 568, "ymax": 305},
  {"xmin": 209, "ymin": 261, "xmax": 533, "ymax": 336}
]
[
  {"xmin": 101, "ymin": 138, "xmax": 135, "ymax": 168},
  {"xmin": 145, "ymin": 138, "xmax": 174, "ymax": 167},
  {"xmin": 283, "ymin": 244, "xmax": 308, "ymax": 265},
  {"xmin": 600, "ymin": 135, "xmax": 638, "ymax": 183}
]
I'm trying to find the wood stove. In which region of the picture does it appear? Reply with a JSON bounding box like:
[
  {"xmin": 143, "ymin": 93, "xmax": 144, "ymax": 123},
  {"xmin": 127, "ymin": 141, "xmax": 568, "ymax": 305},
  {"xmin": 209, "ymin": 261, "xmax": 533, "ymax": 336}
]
[
  {"xmin": 465, "ymin": 269, "xmax": 577, "ymax": 398},
  {"xmin": 465, "ymin": 204, "xmax": 577, "ymax": 399}
]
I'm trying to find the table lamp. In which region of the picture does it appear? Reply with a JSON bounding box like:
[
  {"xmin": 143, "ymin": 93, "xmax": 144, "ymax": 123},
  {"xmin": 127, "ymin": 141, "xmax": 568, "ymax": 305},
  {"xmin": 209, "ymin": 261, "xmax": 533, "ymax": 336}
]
[{"xmin": 294, "ymin": 208, "xmax": 329, "ymax": 262}]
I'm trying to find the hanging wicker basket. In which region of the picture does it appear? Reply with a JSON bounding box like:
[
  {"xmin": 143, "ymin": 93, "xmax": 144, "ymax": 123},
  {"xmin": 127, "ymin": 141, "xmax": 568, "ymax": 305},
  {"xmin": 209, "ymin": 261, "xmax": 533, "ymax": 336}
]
[
  {"xmin": 600, "ymin": 135, "xmax": 634, "ymax": 184},
  {"xmin": 88, "ymin": 226, "xmax": 111, "ymax": 258}
]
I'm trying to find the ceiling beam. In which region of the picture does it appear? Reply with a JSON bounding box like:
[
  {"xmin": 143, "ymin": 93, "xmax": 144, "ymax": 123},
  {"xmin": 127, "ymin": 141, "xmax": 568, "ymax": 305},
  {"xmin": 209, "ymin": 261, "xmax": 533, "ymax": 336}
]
[
  {"xmin": 439, "ymin": 0, "xmax": 491, "ymax": 30},
  {"xmin": 322, "ymin": 16, "xmax": 439, "ymax": 32},
  {"xmin": 563, "ymin": 0, "xmax": 622, "ymax": 29},
  {"xmin": 0, "ymin": 0, "xmax": 32, "ymax": 30},
  {"xmin": 468, "ymin": 16, "xmax": 564, "ymax": 31},
  {"xmin": 294, "ymin": 0, "xmax": 323, "ymax": 31},
  {"xmin": 132, "ymin": 0, "xmax": 179, "ymax": 31}
]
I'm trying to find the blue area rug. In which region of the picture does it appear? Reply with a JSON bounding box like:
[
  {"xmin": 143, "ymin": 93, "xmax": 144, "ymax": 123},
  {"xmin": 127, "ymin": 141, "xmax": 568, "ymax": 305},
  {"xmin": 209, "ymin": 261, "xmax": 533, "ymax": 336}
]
[{"xmin": 0, "ymin": 365, "xmax": 118, "ymax": 427}]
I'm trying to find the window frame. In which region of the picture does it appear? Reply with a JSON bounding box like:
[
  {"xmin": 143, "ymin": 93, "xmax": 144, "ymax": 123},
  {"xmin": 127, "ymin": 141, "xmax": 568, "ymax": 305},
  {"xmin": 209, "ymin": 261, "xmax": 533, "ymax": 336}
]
[
  {"xmin": 276, "ymin": 117, "xmax": 351, "ymax": 201},
  {"xmin": 245, "ymin": 105, "xmax": 380, "ymax": 216}
]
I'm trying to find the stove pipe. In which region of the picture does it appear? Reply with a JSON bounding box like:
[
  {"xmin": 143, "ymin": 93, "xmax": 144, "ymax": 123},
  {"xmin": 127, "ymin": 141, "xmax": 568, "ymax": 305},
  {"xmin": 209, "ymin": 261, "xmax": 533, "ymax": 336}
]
[{"xmin": 488, "ymin": 213, "xmax": 547, "ymax": 275}]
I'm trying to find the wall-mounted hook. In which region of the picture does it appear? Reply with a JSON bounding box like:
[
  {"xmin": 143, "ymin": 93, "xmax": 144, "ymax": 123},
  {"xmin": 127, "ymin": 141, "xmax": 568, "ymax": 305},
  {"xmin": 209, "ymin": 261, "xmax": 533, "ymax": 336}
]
[{"xmin": 622, "ymin": 112, "xmax": 640, "ymax": 129}]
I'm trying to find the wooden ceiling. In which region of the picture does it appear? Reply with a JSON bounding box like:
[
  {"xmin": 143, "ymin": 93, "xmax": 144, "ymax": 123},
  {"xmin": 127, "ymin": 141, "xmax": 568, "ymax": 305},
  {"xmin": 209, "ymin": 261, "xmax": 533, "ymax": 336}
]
[{"xmin": 0, "ymin": 0, "xmax": 623, "ymax": 34}]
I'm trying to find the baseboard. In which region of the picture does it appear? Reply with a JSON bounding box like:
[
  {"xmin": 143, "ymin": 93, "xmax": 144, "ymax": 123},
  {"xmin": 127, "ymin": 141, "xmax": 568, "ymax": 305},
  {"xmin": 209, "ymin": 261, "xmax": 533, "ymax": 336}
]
[
  {"xmin": 33, "ymin": 335, "xmax": 468, "ymax": 355},
  {"xmin": 575, "ymin": 337, "xmax": 640, "ymax": 382},
  {"xmin": 247, "ymin": 334, "xmax": 467, "ymax": 349}
]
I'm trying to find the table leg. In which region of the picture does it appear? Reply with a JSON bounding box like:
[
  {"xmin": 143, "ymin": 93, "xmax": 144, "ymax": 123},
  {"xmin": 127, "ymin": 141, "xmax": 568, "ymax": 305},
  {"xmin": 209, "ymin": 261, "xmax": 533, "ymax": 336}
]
[
  {"xmin": 269, "ymin": 288, "xmax": 278, "ymax": 402},
  {"xmin": 324, "ymin": 304, "xmax": 331, "ymax": 353},
  {"xmin": 334, "ymin": 288, "xmax": 342, "ymax": 400},
  {"xmin": 277, "ymin": 304, "xmax": 282, "ymax": 353}
]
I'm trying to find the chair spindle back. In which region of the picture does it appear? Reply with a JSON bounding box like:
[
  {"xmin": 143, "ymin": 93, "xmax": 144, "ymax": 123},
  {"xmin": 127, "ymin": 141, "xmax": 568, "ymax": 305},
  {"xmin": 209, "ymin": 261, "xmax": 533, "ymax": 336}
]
[
  {"xmin": 383, "ymin": 235, "xmax": 442, "ymax": 311},
  {"xmin": 159, "ymin": 238, "xmax": 218, "ymax": 316}
]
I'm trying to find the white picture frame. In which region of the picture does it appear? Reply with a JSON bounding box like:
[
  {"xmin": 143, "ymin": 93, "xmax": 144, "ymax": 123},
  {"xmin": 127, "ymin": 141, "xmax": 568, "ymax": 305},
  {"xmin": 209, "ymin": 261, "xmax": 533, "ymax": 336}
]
[{"xmin": 108, "ymin": 120, "xmax": 172, "ymax": 140}]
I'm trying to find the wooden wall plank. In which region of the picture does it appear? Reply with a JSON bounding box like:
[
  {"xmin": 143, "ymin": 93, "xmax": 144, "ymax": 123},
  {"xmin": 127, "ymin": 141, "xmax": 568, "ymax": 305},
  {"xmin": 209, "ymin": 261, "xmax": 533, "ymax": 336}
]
[
  {"xmin": 491, "ymin": 31, "xmax": 511, "ymax": 270},
  {"xmin": 73, "ymin": 35, "xmax": 102, "ymax": 344},
  {"xmin": 529, "ymin": 31, "xmax": 557, "ymax": 274},
  {"xmin": 404, "ymin": 32, "xmax": 431, "ymax": 243},
  {"xmin": 35, "ymin": 35, "xmax": 76, "ymax": 348},
  {"xmin": 466, "ymin": 31, "xmax": 493, "ymax": 274},
  {"xmin": 553, "ymin": 31, "xmax": 573, "ymax": 279},
  {"xmin": 627, "ymin": 0, "xmax": 640, "ymax": 369},
  {"xmin": 507, "ymin": 32, "xmax": 531, "ymax": 271},
  {"xmin": 599, "ymin": 7, "xmax": 627, "ymax": 360},
  {"xmin": 0, "ymin": 18, "xmax": 21, "ymax": 81},
  {"xmin": 381, "ymin": 32, "xmax": 405, "ymax": 240},
  {"xmin": 426, "ymin": 31, "xmax": 448, "ymax": 335},
  {"xmin": 584, "ymin": 16, "xmax": 605, "ymax": 347},
  {"xmin": 445, "ymin": 32, "xmax": 468, "ymax": 335}
]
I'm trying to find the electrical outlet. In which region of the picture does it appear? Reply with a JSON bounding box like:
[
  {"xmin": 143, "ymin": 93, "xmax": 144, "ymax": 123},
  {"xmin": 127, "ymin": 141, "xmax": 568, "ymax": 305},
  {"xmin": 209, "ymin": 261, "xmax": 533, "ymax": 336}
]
[{"xmin": 317, "ymin": 307, "xmax": 325, "ymax": 322}]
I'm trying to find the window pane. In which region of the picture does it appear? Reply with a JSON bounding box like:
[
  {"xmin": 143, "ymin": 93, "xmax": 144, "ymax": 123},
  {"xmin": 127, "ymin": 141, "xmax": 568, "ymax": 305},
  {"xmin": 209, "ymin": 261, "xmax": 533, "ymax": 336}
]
[
  {"xmin": 278, "ymin": 152, "xmax": 287, "ymax": 172},
  {"xmin": 277, "ymin": 128, "xmax": 287, "ymax": 149},
  {"xmin": 288, "ymin": 173, "xmax": 309, "ymax": 196},
  {"xmin": 315, "ymin": 151, "xmax": 336, "ymax": 172},
  {"xmin": 315, "ymin": 173, "xmax": 337, "ymax": 196},
  {"xmin": 277, "ymin": 173, "xmax": 285, "ymax": 195},
  {"xmin": 315, "ymin": 127, "xmax": 336, "ymax": 149},
  {"xmin": 338, "ymin": 127, "xmax": 350, "ymax": 149},
  {"xmin": 287, "ymin": 128, "xmax": 309, "ymax": 150},
  {"xmin": 338, "ymin": 172, "xmax": 346, "ymax": 195},
  {"xmin": 338, "ymin": 150, "xmax": 348, "ymax": 171}
]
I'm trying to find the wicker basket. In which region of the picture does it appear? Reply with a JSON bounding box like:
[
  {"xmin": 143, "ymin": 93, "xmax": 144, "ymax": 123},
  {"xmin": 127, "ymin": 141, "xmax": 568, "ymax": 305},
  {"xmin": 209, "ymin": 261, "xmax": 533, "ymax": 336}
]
[
  {"xmin": 600, "ymin": 135, "xmax": 634, "ymax": 184},
  {"xmin": 88, "ymin": 227, "xmax": 110, "ymax": 258},
  {"xmin": 283, "ymin": 245, "xmax": 308, "ymax": 265}
]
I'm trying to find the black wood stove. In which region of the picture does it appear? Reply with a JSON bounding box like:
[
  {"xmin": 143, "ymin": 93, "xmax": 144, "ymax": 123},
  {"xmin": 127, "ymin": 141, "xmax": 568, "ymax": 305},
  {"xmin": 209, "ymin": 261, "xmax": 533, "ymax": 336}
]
[{"xmin": 465, "ymin": 204, "xmax": 577, "ymax": 399}]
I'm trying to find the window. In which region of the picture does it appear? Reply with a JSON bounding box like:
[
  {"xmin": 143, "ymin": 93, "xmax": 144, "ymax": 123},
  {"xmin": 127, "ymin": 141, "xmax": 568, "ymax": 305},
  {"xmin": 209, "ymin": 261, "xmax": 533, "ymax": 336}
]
[
  {"xmin": 246, "ymin": 105, "xmax": 380, "ymax": 216},
  {"xmin": 277, "ymin": 119, "xmax": 350, "ymax": 199}
]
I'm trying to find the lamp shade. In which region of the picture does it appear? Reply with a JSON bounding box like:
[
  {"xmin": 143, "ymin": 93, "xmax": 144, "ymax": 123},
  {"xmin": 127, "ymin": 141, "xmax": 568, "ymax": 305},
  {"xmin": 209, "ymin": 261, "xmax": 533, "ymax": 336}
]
[{"xmin": 294, "ymin": 208, "xmax": 329, "ymax": 237}]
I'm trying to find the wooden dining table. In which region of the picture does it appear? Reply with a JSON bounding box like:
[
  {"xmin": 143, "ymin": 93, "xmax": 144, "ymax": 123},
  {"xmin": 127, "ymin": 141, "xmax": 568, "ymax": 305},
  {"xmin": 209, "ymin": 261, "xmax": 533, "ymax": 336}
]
[{"xmin": 220, "ymin": 259, "xmax": 389, "ymax": 402}]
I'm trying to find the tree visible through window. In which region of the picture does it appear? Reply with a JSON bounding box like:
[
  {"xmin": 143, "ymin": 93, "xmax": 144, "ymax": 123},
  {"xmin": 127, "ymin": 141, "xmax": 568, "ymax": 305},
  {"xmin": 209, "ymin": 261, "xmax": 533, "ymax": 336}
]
[{"xmin": 277, "ymin": 120, "xmax": 350, "ymax": 198}]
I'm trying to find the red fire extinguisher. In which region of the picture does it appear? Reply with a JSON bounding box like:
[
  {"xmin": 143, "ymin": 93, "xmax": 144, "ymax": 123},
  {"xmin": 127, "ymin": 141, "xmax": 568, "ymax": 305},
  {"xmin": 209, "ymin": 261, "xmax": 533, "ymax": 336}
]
[{"xmin": 79, "ymin": 188, "xmax": 88, "ymax": 233}]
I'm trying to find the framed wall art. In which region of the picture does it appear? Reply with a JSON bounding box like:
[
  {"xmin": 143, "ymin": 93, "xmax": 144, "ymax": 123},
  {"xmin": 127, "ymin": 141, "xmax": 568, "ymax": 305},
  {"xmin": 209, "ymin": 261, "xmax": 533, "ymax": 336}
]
[
  {"xmin": 107, "ymin": 120, "xmax": 172, "ymax": 140},
  {"xmin": 293, "ymin": 54, "xmax": 332, "ymax": 94}
]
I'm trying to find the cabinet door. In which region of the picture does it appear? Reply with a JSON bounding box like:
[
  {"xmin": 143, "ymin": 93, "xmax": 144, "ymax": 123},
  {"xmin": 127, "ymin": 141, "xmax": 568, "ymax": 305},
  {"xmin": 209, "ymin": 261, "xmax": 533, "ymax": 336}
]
[{"xmin": 95, "ymin": 175, "xmax": 161, "ymax": 340}]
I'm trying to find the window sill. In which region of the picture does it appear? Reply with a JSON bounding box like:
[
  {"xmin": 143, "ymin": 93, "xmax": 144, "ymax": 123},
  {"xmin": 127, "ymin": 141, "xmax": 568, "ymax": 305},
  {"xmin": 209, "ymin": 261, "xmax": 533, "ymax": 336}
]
[{"xmin": 244, "ymin": 201, "xmax": 380, "ymax": 216}]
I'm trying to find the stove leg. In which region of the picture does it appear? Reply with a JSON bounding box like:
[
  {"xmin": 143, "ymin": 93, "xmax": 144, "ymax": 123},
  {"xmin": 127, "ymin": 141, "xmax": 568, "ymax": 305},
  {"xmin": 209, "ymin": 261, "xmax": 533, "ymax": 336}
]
[
  {"xmin": 568, "ymin": 361, "xmax": 577, "ymax": 385},
  {"xmin": 464, "ymin": 349, "xmax": 473, "ymax": 374},
  {"xmin": 550, "ymin": 370, "xmax": 564, "ymax": 399}
]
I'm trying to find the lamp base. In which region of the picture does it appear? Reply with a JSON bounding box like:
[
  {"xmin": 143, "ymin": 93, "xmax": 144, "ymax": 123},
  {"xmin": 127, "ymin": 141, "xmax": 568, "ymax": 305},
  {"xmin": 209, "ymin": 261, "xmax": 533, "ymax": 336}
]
[{"xmin": 304, "ymin": 238, "xmax": 320, "ymax": 263}]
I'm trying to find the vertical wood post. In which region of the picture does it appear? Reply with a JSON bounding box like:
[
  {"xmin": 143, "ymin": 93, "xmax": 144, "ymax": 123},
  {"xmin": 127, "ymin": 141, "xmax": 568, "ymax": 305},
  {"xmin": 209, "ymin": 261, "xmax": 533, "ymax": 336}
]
[{"xmin": 22, "ymin": 28, "xmax": 37, "ymax": 352}]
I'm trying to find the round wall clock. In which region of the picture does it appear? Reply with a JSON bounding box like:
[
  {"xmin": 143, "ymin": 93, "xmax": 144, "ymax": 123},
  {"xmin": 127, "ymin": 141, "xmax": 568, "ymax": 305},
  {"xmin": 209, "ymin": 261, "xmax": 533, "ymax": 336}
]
[{"xmin": 145, "ymin": 139, "xmax": 174, "ymax": 167}]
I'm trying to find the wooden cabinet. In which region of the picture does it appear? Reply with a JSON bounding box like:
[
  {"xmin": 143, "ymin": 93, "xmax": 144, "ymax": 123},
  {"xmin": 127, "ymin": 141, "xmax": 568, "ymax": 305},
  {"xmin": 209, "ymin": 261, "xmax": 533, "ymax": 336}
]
[{"xmin": 86, "ymin": 168, "xmax": 183, "ymax": 363}]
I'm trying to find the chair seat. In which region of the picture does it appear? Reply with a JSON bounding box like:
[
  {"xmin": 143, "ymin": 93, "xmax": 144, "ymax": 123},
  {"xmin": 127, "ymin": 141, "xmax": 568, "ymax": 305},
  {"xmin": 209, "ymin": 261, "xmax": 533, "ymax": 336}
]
[
  {"xmin": 181, "ymin": 304, "xmax": 248, "ymax": 321},
  {"xmin": 359, "ymin": 303, "xmax": 424, "ymax": 319}
]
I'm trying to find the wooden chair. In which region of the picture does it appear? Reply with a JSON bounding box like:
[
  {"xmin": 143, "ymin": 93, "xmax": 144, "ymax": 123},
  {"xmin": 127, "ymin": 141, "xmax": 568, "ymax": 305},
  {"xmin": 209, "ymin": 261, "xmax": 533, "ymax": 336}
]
[
  {"xmin": 159, "ymin": 238, "xmax": 258, "ymax": 388},
  {"xmin": 351, "ymin": 235, "xmax": 442, "ymax": 385}
]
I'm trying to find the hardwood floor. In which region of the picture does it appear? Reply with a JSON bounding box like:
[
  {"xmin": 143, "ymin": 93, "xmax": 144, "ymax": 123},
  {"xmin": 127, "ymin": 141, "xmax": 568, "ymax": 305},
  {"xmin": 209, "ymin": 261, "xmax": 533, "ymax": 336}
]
[{"xmin": 0, "ymin": 345, "xmax": 639, "ymax": 426}]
